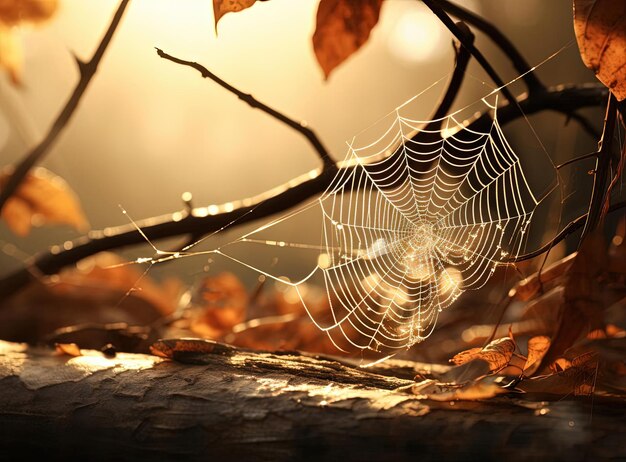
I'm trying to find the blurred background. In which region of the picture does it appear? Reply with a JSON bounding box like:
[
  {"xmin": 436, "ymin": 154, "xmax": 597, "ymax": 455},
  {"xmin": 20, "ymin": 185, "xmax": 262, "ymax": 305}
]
[{"xmin": 0, "ymin": 0, "xmax": 602, "ymax": 287}]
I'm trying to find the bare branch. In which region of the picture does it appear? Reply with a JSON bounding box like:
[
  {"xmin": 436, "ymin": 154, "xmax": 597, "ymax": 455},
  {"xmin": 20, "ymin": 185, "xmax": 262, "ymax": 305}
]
[
  {"xmin": 421, "ymin": 0, "xmax": 516, "ymax": 106},
  {"xmin": 0, "ymin": 84, "xmax": 608, "ymax": 300},
  {"xmin": 436, "ymin": 0, "xmax": 544, "ymax": 94},
  {"xmin": 426, "ymin": 22, "xmax": 474, "ymax": 130},
  {"xmin": 156, "ymin": 48, "xmax": 335, "ymax": 169},
  {"xmin": 0, "ymin": 0, "xmax": 131, "ymax": 213}
]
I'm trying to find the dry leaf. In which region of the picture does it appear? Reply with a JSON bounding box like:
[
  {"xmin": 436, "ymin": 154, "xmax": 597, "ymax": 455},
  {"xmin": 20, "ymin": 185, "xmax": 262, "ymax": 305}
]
[
  {"xmin": 1, "ymin": 166, "xmax": 89, "ymax": 236},
  {"xmin": 54, "ymin": 342, "xmax": 82, "ymax": 357},
  {"xmin": 213, "ymin": 0, "xmax": 256, "ymax": 31},
  {"xmin": 450, "ymin": 336, "xmax": 516, "ymax": 373},
  {"xmin": 313, "ymin": 0, "xmax": 383, "ymax": 79},
  {"xmin": 412, "ymin": 377, "xmax": 505, "ymax": 401},
  {"xmin": 189, "ymin": 272, "xmax": 248, "ymax": 339},
  {"xmin": 574, "ymin": 0, "xmax": 626, "ymax": 100},
  {"xmin": 538, "ymin": 234, "xmax": 607, "ymax": 370},
  {"xmin": 0, "ymin": 0, "xmax": 58, "ymax": 84},
  {"xmin": 524, "ymin": 335, "xmax": 550, "ymax": 375}
]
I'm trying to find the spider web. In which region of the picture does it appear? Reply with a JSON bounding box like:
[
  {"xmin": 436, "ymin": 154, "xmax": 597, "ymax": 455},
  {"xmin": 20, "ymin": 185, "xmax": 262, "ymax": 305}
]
[{"xmin": 212, "ymin": 93, "xmax": 545, "ymax": 355}]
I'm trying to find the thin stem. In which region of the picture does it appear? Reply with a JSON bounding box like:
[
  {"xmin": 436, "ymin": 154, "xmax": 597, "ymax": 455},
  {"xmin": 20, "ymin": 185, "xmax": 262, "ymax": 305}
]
[
  {"xmin": 156, "ymin": 48, "xmax": 335, "ymax": 169},
  {"xmin": 435, "ymin": 0, "xmax": 544, "ymax": 94},
  {"xmin": 426, "ymin": 21, "xmax": 474, "ymax": 130},
  {"xmin": 581, "ymin": 94, "xmax": 618, "ymax": 240},
  {"xmin": 0, "ymin": 0, "xmax": 130, "ymax": 213},
  {"xmin": 421, "ymin": 0, "xmax": 516, "ymax": 106}
]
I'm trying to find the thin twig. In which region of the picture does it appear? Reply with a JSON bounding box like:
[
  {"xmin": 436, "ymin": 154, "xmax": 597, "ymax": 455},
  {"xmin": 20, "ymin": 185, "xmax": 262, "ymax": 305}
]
[
  {"xmin": 421, "ymin": 0, "xmax": 516, "ymax": 106},
  {"xmin": 0, "ymin": 0, "xmax": 130, "ymax": 213},
  {"xmin": 581, "ymin": 94, "xmax": 618, "ymax": 240},
  {"xmin": 435, "ymin": 0, "xmax": 544, "ymax": 95},
  {"xmin": 0, "ymin": 83, "xmax": 608, "ymax": 300},
  {"xmin": 511, "ymin": 200, "xmax": 626, "ymax": 262},
  {"xmin": 156, "ymin": 48, "xmax": 335, "ymax": 169},
  {"xmin": 426, "ymin": 21, "xmax": 474, "ymax": 130}
]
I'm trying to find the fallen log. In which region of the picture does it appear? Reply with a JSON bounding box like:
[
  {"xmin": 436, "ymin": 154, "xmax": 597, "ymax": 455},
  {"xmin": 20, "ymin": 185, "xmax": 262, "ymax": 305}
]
[{"xmin": 0, "ymin": 340, "xmax": 622, "ymax": 461}]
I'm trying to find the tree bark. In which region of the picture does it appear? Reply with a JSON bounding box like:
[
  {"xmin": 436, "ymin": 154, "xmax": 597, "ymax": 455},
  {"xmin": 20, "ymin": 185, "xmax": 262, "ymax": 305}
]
[{"xmin": 0, "ymin": 340, "xmax": 622, "ymax": 461}]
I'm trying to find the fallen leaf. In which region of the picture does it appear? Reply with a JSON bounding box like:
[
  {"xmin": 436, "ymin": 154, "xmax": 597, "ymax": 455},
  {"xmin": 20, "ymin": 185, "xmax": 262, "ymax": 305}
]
[
  {"xmin": 54, "ymin": 342, "xmax": 82, "ymax": 357},
  {"xmin": 412, "ymin": 377, "xmax": 506, "ymax": 401},
  {"xmin": 538, "ymin": 234, "xmax": 607, "ymax": 370},
  {"xmin": 313, "ymin": 0, "xmax": 384, "ymax": 79},
  {"xmin": 1, "ymin": 166, "xmax": 89, "ymax": 236},
  {"xmin": 213, "ymin": 0, "xmax": 256, "ymax": 31},
  {"xmin": 189, "ymin": 272, "xmax": 248, "ymax": 339},
  {"xmin": 450, "ymin": 336, "xmax": 516, "ymax": 373},
  {"xmin": 0, "ymin": 0, "xmax": 58, "ymax": 84},
  {"xmin": 574, "ymin": 0, "xmax": 626, "ymax": 100},
  {"xmin": 524, "ymin": 336, "xmax": 550, "ymax": 375}
]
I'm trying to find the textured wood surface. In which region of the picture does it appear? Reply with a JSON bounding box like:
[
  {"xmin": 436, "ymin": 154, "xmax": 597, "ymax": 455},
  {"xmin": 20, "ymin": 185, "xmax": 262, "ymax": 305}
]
[{"xmin": 0, "ymin": 340, "xmax": 623, "ymax": 461}]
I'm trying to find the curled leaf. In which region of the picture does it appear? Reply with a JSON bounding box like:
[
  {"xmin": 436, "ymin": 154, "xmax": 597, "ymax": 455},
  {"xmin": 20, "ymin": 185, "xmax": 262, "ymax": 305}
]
[
  {"xmin": 450, "ymin": 336, "xmax": 516, "ymax": 373},
  {"xmin": 524, "ymin": 335, "xmax": 551, "ymax": 375},
  {"xmin": 574, "ymin": 0, "xmax": 626, "ymax": 100},
  {"xmin": 0, "ymin": 166, "xmax": 89, "ymax": 236},
  {"xmin": 313, "ymin": 0, "xmax": 384, "ymax": 79},
  {"xmin": 213, "ymin": 0, "xmax": 256, "ymax": 31}
]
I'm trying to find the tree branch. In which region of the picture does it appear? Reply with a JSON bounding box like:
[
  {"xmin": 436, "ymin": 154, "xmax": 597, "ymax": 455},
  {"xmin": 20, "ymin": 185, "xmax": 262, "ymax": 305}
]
[
  {"xmin": 435, "ymin": 0, "xmax": 544, "ymax": 94},
  {"xmin": 421, "ymin": 0, "xmax": 516, "ymax": 106},
  {"xmin": 580, "ymin": 94, "xmax": 618, "ymax": 240},
  {"xmin": 0, "ymin": 0, "xmax": 130, "ymax": 213},
  {"xmin": 155, "ymin": 48, "xmax": 335, "ymax": 169},
  {"xmin": 426, "ymin": 22, "xmax": 474, "ymax": 130},
  {"xmin": 0, "ymin": 84, "xmax": 608, "ymax": 300}
]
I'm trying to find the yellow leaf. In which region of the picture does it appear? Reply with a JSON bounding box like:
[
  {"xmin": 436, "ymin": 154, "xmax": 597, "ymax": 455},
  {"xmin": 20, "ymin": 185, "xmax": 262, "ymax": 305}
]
[
  {"xmin": 574, "ymin": 0, "xmax": 626, "ymax": 100},
  {"xmin": 450, "ymin": 336, "xmax": 516, "ymax": 372},
  {"xmin": 313, "ymin": 0, "xmax": 384, "ymax": 79},
  {"xmin": 1, "ymin": 166, "xmax": 89, "ymax": 236},
  {"xmin": 213, "ymin": 0, "xmax": 256, "ymax": 31}
]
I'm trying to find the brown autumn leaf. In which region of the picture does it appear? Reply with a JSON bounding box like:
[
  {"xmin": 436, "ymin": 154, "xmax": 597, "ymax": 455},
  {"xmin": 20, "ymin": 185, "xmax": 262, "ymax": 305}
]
[
  {"xmin": 0, "ymin": 166, "xmax": 89, "ymax": 236},
  {"xmin": 412, "ymin": 377, "xmax": 506, "ymax": 401},
  {"xmin": 313, "ymin": 0, "xmax": 384, "ymax": 79},
  {"xmin": 189, "ymin": 272, "xmax": 248, "ymax": 339},
  {"xmin": 450, "ymin": 335, "xmax": 516, "ymax": 373},
  {"xmin": 574, "ymin": 0, "xmax": 626, "ymax": 100},
  {"xmin": 0, "ymin": 0, "xmax": 58, "ymax": 84},
  {"xmin": 213, "ymin": 0, "xmax": 256, "ymax": 31},
  {"xmin": 538, "ymin": 233, "xmax": 607, "ymax": 370},
  {"xmin": 524, "ymin": 335, "xmax": 551, "ymax": 375},
  {"xmin": 55, "ymin": 342, "xmax": 82, "ymax": 357}
]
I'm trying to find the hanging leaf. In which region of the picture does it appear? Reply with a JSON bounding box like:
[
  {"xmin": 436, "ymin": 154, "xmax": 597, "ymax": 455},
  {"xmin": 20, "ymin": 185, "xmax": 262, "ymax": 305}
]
[
  {"xmin": 313, "ymin": 0, "xmax": 384, "ymax": 79},
  {"xmin": 0, "ymin": 166, "xmax": 89, "ymax": 236},
  {"xmin": 574, "ymin": 0, "xmax": 626, "ymax": 100},
  {"xmin": 0, "ymin": 0, "xmax": 58, "ymax": 84},
  {"xmin": 213, "ymin": 0, "xmax": 257, "ymax": 31}
]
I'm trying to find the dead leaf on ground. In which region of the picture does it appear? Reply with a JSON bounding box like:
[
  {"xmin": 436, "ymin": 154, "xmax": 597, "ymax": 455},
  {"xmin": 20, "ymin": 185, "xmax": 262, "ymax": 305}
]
[
  {"xmin": 188, "ymin": 272, "xmax": 248, "ymax": 339},
  {"xmin": 0, "ymin": 0, "xmax": 58, "ymax": 84},
  {"xmin": 574, "ymin": 0, "xmax": 626, "ymax": 100},
  {"xmin": 412, "ymin": 377, "xmax": 506, "ymax": 401},
  {"xmin": 450, "ymin": 335, "xmax": 516, "ymax": 373},
  {"xmin": 54, "ymin": 342, "xmax": 82, "ymax": 357},
  {"xmin": 0, "ymin": 166, "xmax": 89, "ymax": 236},
  {"xmin": 313, "ymin": 0, "xmax": 384, "ymax": 79},
  {"xmin": 213, "ymin": 0, "xmax": 256, "ymax": 31},
  {"xmin": 524, "ymin": 336, "xmax": 551, "ymax": 376}
]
